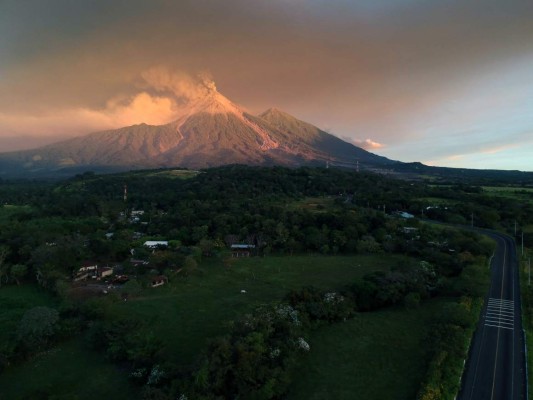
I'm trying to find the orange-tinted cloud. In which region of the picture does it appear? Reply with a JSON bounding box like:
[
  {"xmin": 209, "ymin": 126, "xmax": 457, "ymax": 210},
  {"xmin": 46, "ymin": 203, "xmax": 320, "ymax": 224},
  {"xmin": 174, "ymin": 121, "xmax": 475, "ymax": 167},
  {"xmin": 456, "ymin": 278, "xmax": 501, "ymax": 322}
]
[
  {"xmin": 0, "ymin": 68, "xmax": 219, "ymax": 141},
  {"xmin": 340, "ymin": 136, "xmax": 384, "ymax": 150},
  {"xmin": 0, "ymin": 91, "xmax": 178, "ymax": 139}
]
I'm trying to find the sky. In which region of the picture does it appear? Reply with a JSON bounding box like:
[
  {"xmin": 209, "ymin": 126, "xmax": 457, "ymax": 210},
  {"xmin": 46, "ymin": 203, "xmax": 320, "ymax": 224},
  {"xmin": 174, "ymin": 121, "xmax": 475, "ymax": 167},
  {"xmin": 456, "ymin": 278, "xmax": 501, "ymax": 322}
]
[{"xmin": 1, "ymin": 0, "xmax": 532, "ymax": 171}]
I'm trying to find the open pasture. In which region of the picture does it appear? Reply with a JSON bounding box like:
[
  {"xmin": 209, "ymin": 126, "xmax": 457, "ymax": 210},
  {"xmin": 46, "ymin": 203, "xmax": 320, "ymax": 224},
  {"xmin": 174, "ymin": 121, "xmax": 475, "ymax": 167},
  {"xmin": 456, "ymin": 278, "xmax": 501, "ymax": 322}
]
[{"xmin": 109, "ymin": 254, "xmax": 403, "ymax": 366}]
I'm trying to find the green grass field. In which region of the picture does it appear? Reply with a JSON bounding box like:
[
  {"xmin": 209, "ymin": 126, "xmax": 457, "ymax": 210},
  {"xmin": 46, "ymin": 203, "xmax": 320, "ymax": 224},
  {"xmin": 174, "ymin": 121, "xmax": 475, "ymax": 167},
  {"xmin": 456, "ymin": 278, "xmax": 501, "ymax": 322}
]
[
  {"xmin": 147, "ymin": 169, "xmax": 200, "ymax": 179},
  {"xmin": 0, "ymin": 255, "xmax": 411, "ymax": 399},
  {"xmin": 482, "ymin": 186, "xmax": 533, "ymax": 205},
  {"xmin": 0, "ymin": 205, "xmax": 33, "ymax": 223},
  {"xmin": 482, "ymin": 186, "xmax": 533, "ymax": 193},
  {"xmin": 286, "ymin": 300, "xmax": 447, "ymax": 400},
  {"xmin": 0, "ymin": 339, "xmax": 138, "ymax": 400},
  {"xmin": 110, "ymin": 255, "xmax": 403, "ymax": 366},
  {"xmin": 416, "ymin": 196, "xmax": 455, "ymax": 205},
  {"xmin": 287, "ymin": 196, "xmax": 337, "ymax": 212}
]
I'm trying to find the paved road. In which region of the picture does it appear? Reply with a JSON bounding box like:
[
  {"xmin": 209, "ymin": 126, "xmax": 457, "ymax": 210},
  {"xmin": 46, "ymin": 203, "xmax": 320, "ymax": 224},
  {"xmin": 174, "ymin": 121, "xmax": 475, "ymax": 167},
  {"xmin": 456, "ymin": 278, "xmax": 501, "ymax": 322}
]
[{"xmin": 458, "ymin": 231, "xmax": 527, "ymax": 400}]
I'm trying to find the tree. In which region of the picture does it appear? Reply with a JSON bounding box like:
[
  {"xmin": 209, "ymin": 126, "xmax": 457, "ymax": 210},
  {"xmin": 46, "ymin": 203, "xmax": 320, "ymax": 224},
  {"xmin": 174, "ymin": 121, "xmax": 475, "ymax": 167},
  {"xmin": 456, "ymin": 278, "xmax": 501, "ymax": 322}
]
[
  {"xmin": 357, "ymin": 235, "xmax": 381, "ymax": 254},
  {"xmin": 17, "ymin": 306, "xmax": 59, "ymax": 352},
  {"xmin": 198, "ymin": 238, "xmax": 215, "ymax": 257},
  {"xmin": 10, "ymin": 264, "xmax": 27, "ymax": 285},
  {"xmin": 183, "ymin": 256, "xmax": 198, "ymax": 274},
  {"xmin": 0, "ymin": 246, "xmax": 10, "ymax": 287}
]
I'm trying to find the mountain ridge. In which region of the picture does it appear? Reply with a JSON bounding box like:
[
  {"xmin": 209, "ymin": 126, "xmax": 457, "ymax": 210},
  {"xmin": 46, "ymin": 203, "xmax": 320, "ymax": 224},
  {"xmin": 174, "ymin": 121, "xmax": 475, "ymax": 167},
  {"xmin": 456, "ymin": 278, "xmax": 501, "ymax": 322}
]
[{"xmin": 0, "ymin": 85, "xmax": 394, "ymax": 176}]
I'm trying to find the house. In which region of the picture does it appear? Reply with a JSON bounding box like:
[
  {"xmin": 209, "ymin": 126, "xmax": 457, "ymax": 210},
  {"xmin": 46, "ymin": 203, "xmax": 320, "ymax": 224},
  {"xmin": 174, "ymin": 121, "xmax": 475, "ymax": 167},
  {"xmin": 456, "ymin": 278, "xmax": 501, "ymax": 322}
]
[
  {"xmin": 144, "ymin": 241, "xmax": 169, "ymax": 249},
  {"xmin": 231, "ymin": 244, "xmax": 256, "ymax": 258},
  {"xmin": 78, "ymin": 262, "xmax": 98, "ymax": 273},
  {"xmin": 79, "ymin": 262, "xmax": 98, "ymax": 277},
  {"xmin": 151, "ymin": 275, "xmax": 168, "ymax": 288},
  {"xmin": 395, "ymin": 211, "xmax": 414, "ymax": 219},
  {"xmin": 73, "ymin": 262, "xmax": 98, "ymax": 281},
  {"xmin": 99, "ymin": 266, "xmax": 114, "ymax": 279},
  {"xmin": 131, "ymin": 210, "xmax": 145, "ymax": 216}
]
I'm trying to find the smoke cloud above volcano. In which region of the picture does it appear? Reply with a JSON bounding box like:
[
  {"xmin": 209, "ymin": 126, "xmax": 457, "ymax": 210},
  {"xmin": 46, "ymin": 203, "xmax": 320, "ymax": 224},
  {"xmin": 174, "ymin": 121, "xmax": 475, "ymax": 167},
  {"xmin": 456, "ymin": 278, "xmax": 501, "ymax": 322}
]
[
  {"xmin": 0, "ymin": 67, "xmax": 218, "ymax": 144},
  {"xmin": 140, "ymin": 67, "xmax": 217, "ymax": 102}
]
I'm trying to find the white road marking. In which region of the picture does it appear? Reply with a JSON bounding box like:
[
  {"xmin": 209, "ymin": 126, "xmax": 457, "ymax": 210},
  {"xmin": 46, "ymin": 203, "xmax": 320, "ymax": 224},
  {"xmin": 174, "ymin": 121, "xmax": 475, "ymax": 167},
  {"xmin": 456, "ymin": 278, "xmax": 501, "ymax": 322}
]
[
  {"xmin": 485, "ymin": 297, "xmax": 514, "ymax": 330},
  {"xmin": 485, "ymin": 324, "xmax": 514, "ymax": 330}
]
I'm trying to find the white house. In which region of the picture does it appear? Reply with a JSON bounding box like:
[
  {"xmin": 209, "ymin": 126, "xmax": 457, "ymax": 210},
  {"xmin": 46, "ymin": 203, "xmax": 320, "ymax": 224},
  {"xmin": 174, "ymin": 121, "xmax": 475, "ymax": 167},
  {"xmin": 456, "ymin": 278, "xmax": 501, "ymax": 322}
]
[
  {"xmin": 78, "ymin": 263, "xmax": 98, "ymax": 273},
  {"xmin": 144, "ymin": 241, "xmax": 169, "ymax": 249},
  {"xmin": 395, "ymin": 211, "xmax": 414, "ymax": 219},
  {"xmin": 231, "ymin": 244, "xmax": 256, "ymax": 257},
  {"xmin": 99, "ymin": 266, "xmax": 114, "ymax": 278}
]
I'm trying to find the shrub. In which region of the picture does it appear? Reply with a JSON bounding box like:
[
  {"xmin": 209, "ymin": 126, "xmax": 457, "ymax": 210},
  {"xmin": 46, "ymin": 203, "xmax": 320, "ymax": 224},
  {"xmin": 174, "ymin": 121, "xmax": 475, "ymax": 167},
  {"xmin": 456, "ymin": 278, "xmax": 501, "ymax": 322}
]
[{"xmin": 16, "ymin": 306, "xmax": 59, "ymax": 353}]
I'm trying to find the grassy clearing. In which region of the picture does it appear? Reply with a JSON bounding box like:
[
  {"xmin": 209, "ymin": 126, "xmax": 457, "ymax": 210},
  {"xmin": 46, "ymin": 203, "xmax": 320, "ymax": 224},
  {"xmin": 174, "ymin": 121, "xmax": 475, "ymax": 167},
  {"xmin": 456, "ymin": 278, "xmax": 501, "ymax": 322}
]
[
  {"xmin": 0, "ymin": 339, "xmax": 138, "ymax": 400},
  {"xmin": 416, "ymin": 196, "xmax": 455, "ymax": 205},
  {"xmin": 0, "ymin": 285, "xmax": 56, "ymax": 344},
  {"xmin": 288, "ymin": 196, "xmax": 336, "ymax": 212},
  {"xmin": 110, "ymin": 255, "xmax": 402, "ymax": 367},
  {"xmin": 0, "ymin": 206, "xmax": 32, "ymax": 223},
  {"xmin": 482, "ymin": 186, "xmax": 533, "ymax": 204},
  {"xmin": 148, "ymin": 169, "xmax": 200, "ymax": 179},
  {"xmin": 286, "ymin": 300, "xmax": 447, "ymax": 400},
  {"xmin": 482, "ymin": 186, "xmax": 533, "ymax": 193}
]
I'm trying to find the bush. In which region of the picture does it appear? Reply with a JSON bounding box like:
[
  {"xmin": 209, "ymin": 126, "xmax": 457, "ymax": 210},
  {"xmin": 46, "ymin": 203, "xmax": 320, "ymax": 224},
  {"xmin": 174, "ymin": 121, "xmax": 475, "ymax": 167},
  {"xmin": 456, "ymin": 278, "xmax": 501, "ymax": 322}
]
[
  {"xmin": 189, "ymin": 304, "xmax": 305, "ymax": 399},
  {"xmin": 404, "ymin": 292, "xmax": 421, "ymax": 309},
  {"xmin": 286, "ymin": 286, "xmax": 354, "ymax": 322},
  {"xmin": 16, "ymin": 306, "xmax": 59, "ymax": 353}
]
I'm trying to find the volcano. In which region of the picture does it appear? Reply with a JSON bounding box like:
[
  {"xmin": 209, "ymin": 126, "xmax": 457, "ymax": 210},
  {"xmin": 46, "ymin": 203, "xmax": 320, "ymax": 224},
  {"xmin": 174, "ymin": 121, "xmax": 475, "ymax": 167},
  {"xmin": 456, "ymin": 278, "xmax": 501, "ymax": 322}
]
[{"xmin": 0, "ymin": 82, "xmax": 395, "ymax": 176}]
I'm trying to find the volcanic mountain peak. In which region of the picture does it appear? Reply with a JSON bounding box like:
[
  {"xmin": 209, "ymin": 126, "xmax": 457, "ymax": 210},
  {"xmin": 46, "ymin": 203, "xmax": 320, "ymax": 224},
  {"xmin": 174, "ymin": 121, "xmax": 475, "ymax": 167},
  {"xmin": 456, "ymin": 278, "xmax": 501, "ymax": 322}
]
[
  {"xmin": 172, "ymin": 85, "xmax": 244, "ymax": 123},
  {"xmin": 168, "ymin": 86, "xmax": 280, "ymax": 151},
  {"xmin": 0, "ymin": 85, "xmax": 394, "ymax": 176}
]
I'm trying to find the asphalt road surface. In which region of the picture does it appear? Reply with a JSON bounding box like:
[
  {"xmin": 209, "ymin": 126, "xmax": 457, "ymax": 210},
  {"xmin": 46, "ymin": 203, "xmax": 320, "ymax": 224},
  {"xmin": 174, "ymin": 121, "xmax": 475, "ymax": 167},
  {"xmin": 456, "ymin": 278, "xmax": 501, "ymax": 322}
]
[{"xmin": 458, "ymin": 231, "xmax": 527, "ymax": 400}]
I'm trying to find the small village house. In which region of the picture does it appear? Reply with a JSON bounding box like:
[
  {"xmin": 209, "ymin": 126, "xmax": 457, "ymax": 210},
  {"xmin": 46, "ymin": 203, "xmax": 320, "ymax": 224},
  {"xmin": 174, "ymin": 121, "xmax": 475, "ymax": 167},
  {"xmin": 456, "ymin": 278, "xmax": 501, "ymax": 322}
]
[
  {"xmin": 231, "ymin": 244, "xmax": 256, "ymax": 258},
  {"xmin": 144, "ymin": 240, "xmax": 169, "ymax": 249},
  {"xmin": 151, "ymin": 275, "xmax": 168, "ymax": 288}
]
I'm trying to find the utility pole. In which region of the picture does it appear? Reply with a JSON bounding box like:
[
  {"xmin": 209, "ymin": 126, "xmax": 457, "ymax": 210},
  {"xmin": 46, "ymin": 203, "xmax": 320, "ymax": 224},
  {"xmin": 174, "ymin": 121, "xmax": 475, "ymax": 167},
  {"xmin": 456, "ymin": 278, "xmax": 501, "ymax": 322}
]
[
  {"xmin": 529, "ymin": 258, "xmax": 531, "ymax": 286},
  {"xmin": 471, "ymin": 212, "xmax": 474, "ymax": 228},
  {"xmin": 515, "ymin": 220, "xmax": 517, "ymax": 236},
  {"xmin": 522, "ymin": 231, "xmax": 524, "ymax": 256}
]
